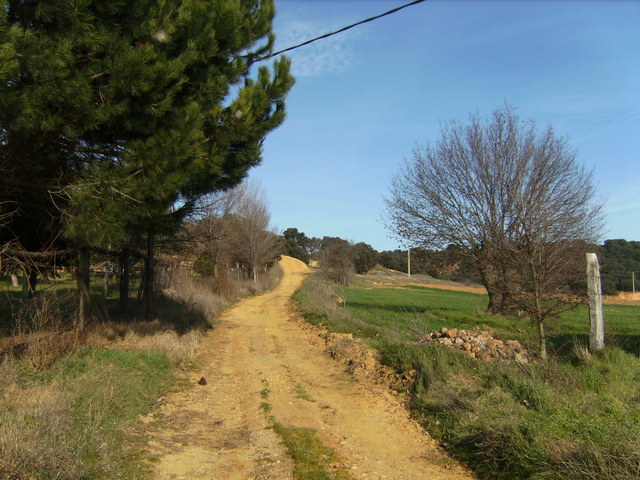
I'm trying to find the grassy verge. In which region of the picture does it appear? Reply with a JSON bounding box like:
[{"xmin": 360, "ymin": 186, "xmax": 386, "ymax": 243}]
[
  {"xmin": 294, "ymin": 274, "xmax": 640, "ymax": 480},
  {"xmin": 0, "ymin": 347, "xmax": 175, "ymax": 479},
  {"xmin": 0, "ymin": 263, "xmax": 284, "ymax": 479}
]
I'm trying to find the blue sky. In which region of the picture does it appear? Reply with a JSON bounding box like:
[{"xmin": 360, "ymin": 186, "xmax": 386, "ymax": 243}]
[{"xmin": 249, "ymin": 0, "xmax": 640, "ymax": 251}]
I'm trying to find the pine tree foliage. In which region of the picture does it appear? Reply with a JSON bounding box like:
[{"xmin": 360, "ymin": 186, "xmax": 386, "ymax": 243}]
[
  {"xmin": 1, "ymin": 0, "xmax": 293, "ymax": 250},
  {"xmin": 1, "ymin": 0, "xmax": 293, "ymax": 321}
]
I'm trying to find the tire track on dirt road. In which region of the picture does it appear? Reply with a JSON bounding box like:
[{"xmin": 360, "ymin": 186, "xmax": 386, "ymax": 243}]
[{"xmin": 142, "ymin": 256, "xmax": 476, "ymax": 479}]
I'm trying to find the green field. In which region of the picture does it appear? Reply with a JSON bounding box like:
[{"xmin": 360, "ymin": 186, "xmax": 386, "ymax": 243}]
[
  {"xmin": 344, "ymin": 284, "xmax": 640, "ymax": 355},
  {"xmin": 295, "ymin": 276, "xmax": 640, "ymax": 480}
]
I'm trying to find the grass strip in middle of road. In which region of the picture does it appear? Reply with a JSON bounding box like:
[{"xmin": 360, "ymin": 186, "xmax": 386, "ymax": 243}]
[
  {"xmin": 272, "ymin": 422, "xmax": 354, "ymax": 480},
  {"xmin": 258, "ymin": 374, "xmax": 353, "ymax": 480}
]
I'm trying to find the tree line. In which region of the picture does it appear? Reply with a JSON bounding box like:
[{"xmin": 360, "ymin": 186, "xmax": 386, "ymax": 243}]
[
  {"xmin": 190, "ymin": 181, "xmax": 281, "ymax": 286},
  {"xmin": 377, "ymin": 241, "xmax": 639, "ymax": 295},
  {"xmin": 0, "ymin": 0, "xmax": 294, "ymax": 325},
  {"xmin": 281, "ymin": 228, "xmax": 379, "ymax": 285},
  {"xmin": 598, "ymin": 239, "xmax": 640, "ymax": 294}
]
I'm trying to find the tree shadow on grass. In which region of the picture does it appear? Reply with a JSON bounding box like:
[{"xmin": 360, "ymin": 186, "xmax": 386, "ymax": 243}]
[
  {"xmin": 96, "ymin": 293, "xmax": 213, "ymax": 336},
  {"xmin": 0, "ymin": 289, "xmax": 212, "ymax": 358}
]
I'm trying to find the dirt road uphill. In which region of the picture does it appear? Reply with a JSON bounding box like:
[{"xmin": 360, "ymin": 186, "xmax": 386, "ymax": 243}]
[{"xmin": 142, "ymin": 256, "xmax": 475, "ymax": 480}]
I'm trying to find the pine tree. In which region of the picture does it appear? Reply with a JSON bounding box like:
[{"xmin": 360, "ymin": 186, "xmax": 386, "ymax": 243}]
[{"xmin": 1, "ymin": 0, "xmax": 294, "ymax": 322}]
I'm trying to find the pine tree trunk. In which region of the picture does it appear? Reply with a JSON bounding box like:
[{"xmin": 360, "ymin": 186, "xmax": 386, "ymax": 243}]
[
  {"xmin": 119, "ymin": 249, "xmax": 130, "ymax": 313},
  {"xmin": 20, "ymin": 270, "xmax": 37, "ymax": 298},
  {"xmin": 120, "ymin": 251, "xmax": 129, "ymax": 308},
  {"xmin": 77, "ymin": 246, "xmax": 91, "ymax": 329},
  {"xmin": 21, "ymin": 274, "xmax": 29, "ymax": 298},
  {"xmin": 27, "ymin": 270, "xmax": 38, "ymax": 297},
  {"xmin": 144, "ymin": 230, "xmax": 155, "ymax": 320}
]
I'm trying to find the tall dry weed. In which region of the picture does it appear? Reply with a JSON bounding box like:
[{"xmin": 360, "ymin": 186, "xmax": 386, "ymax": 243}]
[{"xmin": 163, "ymin": 268, "xmax": 230, "ymax": 321}]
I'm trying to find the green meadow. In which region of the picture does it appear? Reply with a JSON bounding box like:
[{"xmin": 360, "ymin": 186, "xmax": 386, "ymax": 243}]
[
  {"xmin": 295, "ymin": 276, "xmax": 640, "ymax": 480},
  {"xmin": 344, "ymin": 284, "xmax": 640, "ymax": 354}
]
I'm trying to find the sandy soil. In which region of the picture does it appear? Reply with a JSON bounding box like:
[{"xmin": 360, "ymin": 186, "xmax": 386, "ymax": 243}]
[
  {"xmin": 369, "ymin": 281, "xmax": 487, "ymax": 295},
  {"xmin": 140, "ymin": 256, "xmax": 475, "ymax": 480},
  {"xmin": 602, "ymin": 291, "xmax": 640, "ymax": 306}
]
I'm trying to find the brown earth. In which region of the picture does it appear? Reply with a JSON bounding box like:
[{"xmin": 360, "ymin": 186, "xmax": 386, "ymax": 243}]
[
  {"xmin": 140, "ymin": 256, "xmax": 475, "ymax": 480},
  {"xmin": 369, "ymin": 281, "xmax": 487, "ymax": 295},
  {"xmin": 602, "ymin": 291, "xmax": 640, "ymax": 306}
]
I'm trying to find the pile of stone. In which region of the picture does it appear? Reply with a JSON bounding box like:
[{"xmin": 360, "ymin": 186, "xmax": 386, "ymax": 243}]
[{"xmin": 424, "ymin": 327, "xmax": 531, "ymax": 364}]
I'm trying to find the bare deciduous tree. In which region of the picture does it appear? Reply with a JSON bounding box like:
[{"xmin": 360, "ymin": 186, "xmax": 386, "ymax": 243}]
[
  {"xmin": 190, "ymin": 189, "xmax": 242, "ymax": 279},
  {"xmin": 385, "ymin": 105, "xmax": 604, "ymax": 359},
  {"xmin": 228, "ymin": 181, "xmax": 281, "ymax": 283}
]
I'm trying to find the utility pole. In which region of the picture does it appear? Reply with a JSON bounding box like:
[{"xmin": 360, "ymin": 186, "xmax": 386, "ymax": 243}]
[
  {"xmin": 407, "ymin": 246, "xmax": 411, "ymax": 279},
  {"xmin": 633, "ymin": 271, "xmax": 637, "ymax": 300}
]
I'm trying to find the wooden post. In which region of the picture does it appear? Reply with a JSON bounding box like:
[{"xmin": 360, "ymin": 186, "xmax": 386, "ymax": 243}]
[{"xmin": 586, "ymin": 253, "xmax": 604, "ymax": 352}]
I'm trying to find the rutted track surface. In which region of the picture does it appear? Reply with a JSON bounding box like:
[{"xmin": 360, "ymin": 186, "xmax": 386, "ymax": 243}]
[{"xmin": 142, "ymin": 256, "xmax": 475, "ymax": 479}]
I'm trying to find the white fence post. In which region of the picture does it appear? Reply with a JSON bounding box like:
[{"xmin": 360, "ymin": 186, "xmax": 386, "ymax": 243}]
[{"xmin": 586, "ymin": 253, "xmax": 605, "ymax": 352}]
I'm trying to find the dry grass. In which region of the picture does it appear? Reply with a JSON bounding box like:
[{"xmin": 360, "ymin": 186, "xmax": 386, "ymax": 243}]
[
  {"xmin": 100, "ymin": 327, "xmax": 204, "ymax": 365},
  {"xmin": 0, "ymin": 378, "xmax": 84, "ymax": 479},
  {"xmin": 571, "ymin": 337, "xmax": 595, "ymax": 366},
  {"xmin": 293, "ymin": 275, "xmax": 339, "ymax": 322},
  {"xmin": 2, "ymin": 288, "xmax": 77, "ymax": 333},
  {"xmin": 0, "ymin": 347, "xmax": 174, "ymax": 479},
  {"xmin": 0, "ymin": 262, "xmax": 286, "ymax": 479}
]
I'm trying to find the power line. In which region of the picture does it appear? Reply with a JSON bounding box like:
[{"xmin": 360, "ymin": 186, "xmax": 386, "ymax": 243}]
[{"xmin": 257, "ymin": 0, "xmax": 428, "ymax": 62}]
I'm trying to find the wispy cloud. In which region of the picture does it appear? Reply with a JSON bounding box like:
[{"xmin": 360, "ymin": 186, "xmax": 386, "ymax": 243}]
[
  {"xmin": 605, "ymin": 183, "xmax": 640, "ymax": 220},
  {"xmin": 274, "ymin": 19, "xmax": 367, "ymax": 77},
  {"xmin": 575, "ymin": 107, "xmax": 640, "ymax": 143}
]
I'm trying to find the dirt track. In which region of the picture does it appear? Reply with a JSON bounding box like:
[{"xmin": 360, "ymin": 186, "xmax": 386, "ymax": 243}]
[{"xmin": 141, "ymin": 256, "xmax": 475, "ymax": 479}]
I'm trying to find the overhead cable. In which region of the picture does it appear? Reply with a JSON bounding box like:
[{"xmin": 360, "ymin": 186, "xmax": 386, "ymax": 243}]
[{"xmin": 257, "ymin": 0, "xmax": 428, "ymax": 62}]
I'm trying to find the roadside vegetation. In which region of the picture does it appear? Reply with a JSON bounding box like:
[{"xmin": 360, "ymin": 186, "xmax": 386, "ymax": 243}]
[
  {"xmin": 0, "ymin": 347, "xmax": 174, "ymax": 479},
  {"xmin": 0, "ymin": 262, "xmax": 282, "ymax": 479},
  {"xmin": 294, "ymin": 271, "xmax": 640, "ymax": 480},
  {"xmin": 272, "ymin": 422, "xmax": 354, "ymax": 480}
]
